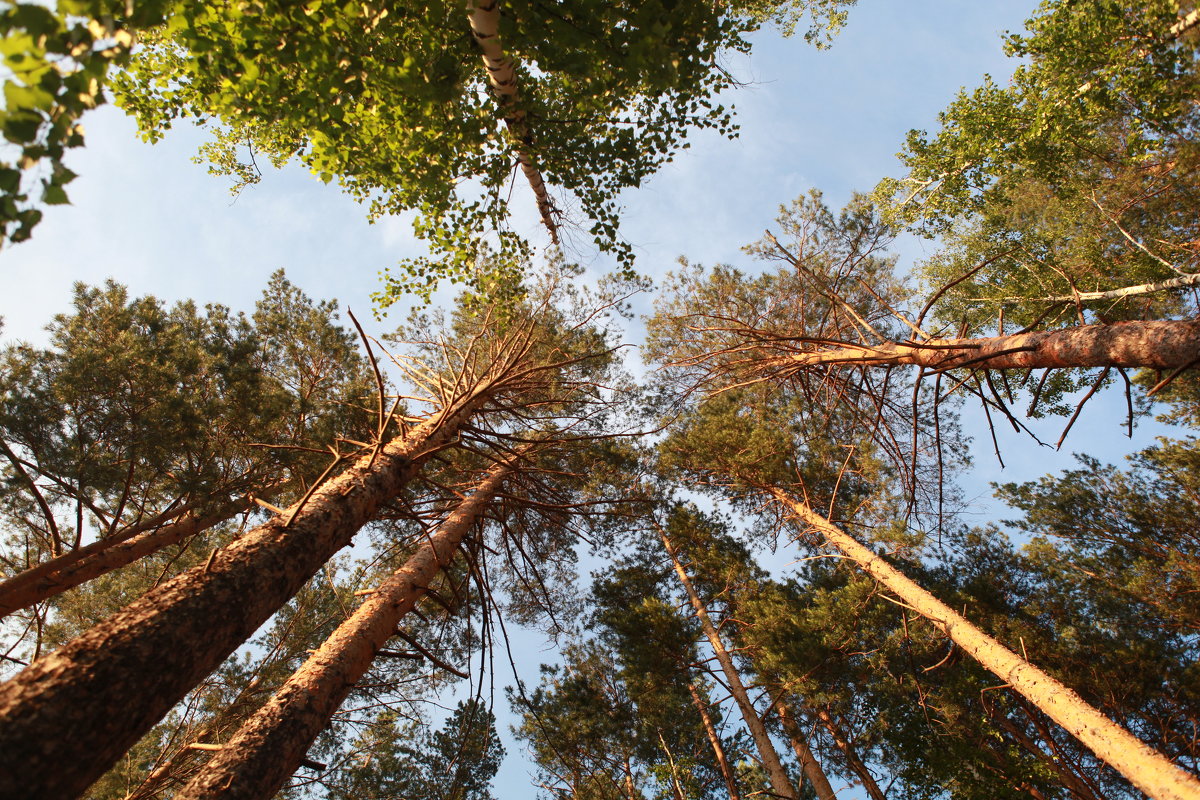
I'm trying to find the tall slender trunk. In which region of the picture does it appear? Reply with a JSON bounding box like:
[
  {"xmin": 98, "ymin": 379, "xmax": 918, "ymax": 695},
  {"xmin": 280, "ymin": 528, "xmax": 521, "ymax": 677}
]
[
  {"xmin": 466, "ymin": 0, "xmax": 559, "ymax": 241},
  {"xmin": 659, "ymin": 527, "xmax": 800, "ymax": 800},
  {"xmin": 776, "ymin": 699, "xmax": 837, "ymax": 800},
  {"xmin": 0, "ymin": 494, "xmax": 263, "ymax": 616},
  {"xmin": 688, "ymin": 681, "xmax": 742, "ymax": 800},
  {"xmin": 175, "ymin": 459, "xmax": 513, "ymax": 800},
  {"xmin": 760, "ymin": 319, "xmax": 1200, "ymax": 373},
  {"xmin": 811, "ymin": 708, "xmax": 886, "ymax": 800},
  {"xmin": 769, "ymin": 488, "xmax": 1200, "ymax": 800},
  {"xmin": 984, "ymin": 702, "xmax": 1103, "ymax": 800},
  {"xmin": 0, "ymin": 390, "xmax": 491, "ymax": 800}
]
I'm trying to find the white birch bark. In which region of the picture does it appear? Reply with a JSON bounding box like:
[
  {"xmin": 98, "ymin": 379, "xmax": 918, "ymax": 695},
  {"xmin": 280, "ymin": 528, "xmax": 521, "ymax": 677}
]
[{"xmin": 466, "ymin": 0, "xmax": 559, "ymax": 241}]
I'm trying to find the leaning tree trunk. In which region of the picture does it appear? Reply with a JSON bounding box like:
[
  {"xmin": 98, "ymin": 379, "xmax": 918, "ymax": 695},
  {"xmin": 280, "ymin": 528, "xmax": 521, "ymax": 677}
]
[
  {"xmin": 811, "ymin": 708, "xmax": 886, "ymax": 800},
  {"xmin": 768, "ymin": 487, "xmax": 1200, "ymax": 800},
  {"xmin": 0, "ymin": 389, "xmax": 492, "ymax": 800},
  {"xmin": 660, "ymin": 528, "xmax": 800, "ymax": 800},
  {"xmin": 467, "ymin": 0, "xmax": 559, "ymax": 241},
  {"xmin": 688, "ymin": 681, "xmax": 742, "ymax": 800},
  {"xmin": 763, "ymin": 319, "xmax": 1200, "ymax": 373},
  {"xmin": 175, "ymin": 459, "xmax": 514, "ymax": 800},
  {"xmin": 0, "ymin": 492, "xmax": 269, "ymax": 616},
  {"xmin": 776, "ymin": 698, "xmax": 838, "ymax": 800}
]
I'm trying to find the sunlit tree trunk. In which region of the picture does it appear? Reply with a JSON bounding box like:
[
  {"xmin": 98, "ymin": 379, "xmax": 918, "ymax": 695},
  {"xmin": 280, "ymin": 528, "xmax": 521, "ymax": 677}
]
[
  {"xmin": 175, "ymin": 459, "xmax": 513, "ymax": 800},
  {"xmin": 0, "ymin": 494, "xmax": 266, "ymax": 616},
  {"xmin": 688, "ymin": 681, "xmax": 742, "ymax": 800},
  {"xmin": 466, "ymin": 0, "xmax": 558, "ymax": 241},
  {"xmin": 0, "ymin": 389, "xmax": 491, "ymax": 800},
  {"xmin": 659, "ymin": 527, "xmax": 800, "ymax": 800},
  {"xmin": 776, "ymin": 699, "xmax": 837, "ymax": 800},
  {"xmin": 759, "ymin": 319, "xmax": 1200, "ymax": 372},
  {"xmin": 768, "ymin": 488, "xmax": 1200, "ymax": 800}
]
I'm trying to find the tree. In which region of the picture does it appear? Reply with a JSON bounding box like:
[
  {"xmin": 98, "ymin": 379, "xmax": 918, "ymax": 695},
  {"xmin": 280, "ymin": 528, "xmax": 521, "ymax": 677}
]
[
  {"xmin": 877, "ymin": 0, "xmax": 1200, "ymax": 350},
  {"xmin": 1, "ymin": 0, "xmax": 857, "ymax": 299},
  {"xmin": 327, "ymin": 699, "xmax": 505, "ymax": 800},
  {"xmin": 0, "ymin": 282, "xmax": 598, "ymax": 798},
  {"xmin": 175, "ymin": 456, "xmax": 517, "ymax": 800},
  {"xmin": 656, "ymin": 507, "xmax": 802, "ymax": 800},
  {"xmin": 0, "ymin": 273, "xmax": 373, "ymax": 651}
]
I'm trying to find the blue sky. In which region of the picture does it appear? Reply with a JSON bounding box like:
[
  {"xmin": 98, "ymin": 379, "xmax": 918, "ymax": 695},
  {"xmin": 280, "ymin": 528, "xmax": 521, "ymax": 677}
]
[{"xmin": 3, "ymin": 2, "xmax": 1176, "ymax": 797}]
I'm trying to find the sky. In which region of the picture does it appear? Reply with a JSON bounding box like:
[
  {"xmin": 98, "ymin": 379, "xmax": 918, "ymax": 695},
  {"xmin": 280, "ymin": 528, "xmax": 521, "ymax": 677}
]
[{"xmin": 1, "ymin": 2, "xmax": 1180, "ymax": 797}]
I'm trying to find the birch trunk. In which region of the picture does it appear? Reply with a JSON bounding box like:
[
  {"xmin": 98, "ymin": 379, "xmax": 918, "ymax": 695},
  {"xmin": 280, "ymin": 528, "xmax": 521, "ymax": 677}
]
[
  {"xmin": 175, "ymin": 460, "xmax": 513, "ymax": 800},
  {"xmin": 0, "ymin": 390, "xmax": 490, "ymax": 800},
  {"xmin": 467, "ymin": 0, "xmax": 559, "ymax": 241},
  {"xmin": 776, "ymin": 699, "xmax": 838, "ymax": 800},
  {"xmin": 688, "ymin": 681, "xmax": 742, "ymax": 800},
  {"xmin": 770, "ymin": 488, "xmax": 1200, "ymax": 800},
  {"xmin": 762, "ymin": 319, "xmax": 1200, "ymax": 372},
  {"xmin": 660, "ymin": 528, "xmax": 800, "ymax": 800},
  {"xmin": 0, "ymin": 494, "xmax": 262, "ymax": 616}
]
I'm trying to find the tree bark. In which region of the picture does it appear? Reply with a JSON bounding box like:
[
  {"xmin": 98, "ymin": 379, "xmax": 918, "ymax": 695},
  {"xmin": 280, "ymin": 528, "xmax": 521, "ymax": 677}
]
[
  {"xmin": 175, "ymin": 459, "xmax": 513, "ymax": 800},
  {"xmin": 757, "ymin": 319, "xmax": 1200, "ymax": 372},
  {"xmin": 768, "ymin": 488, "xmax": 1200, "ymax": 800},
  {"xmin": 776, "ymin": 699, "xmax": 838, "ymax": 800},
  {"xmin": 467, "ymin": 0, "xmax": 559, "ymax": 241},
  {"xmin": 0, "ymin": 390, "xmax": 490, "ymax": 800},
  {"xmin": 0, "ymin": 495, "xmax": 261, "ymax": 617},
  {"xmin": 660, "ymin": 527, "xmax": 800, "ymax": 800},
  {"xmin": 688, "ymin": 681, "xmax": 742, "ymax": 800}
]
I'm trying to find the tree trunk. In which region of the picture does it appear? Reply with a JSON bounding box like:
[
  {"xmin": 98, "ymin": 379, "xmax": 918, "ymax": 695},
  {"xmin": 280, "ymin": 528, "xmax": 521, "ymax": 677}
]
[
  {"xmin": 769, "ymin": 488, "xmax": 1200, "ymax": 800},
  {"xmin": 660, "ymin": 528, "xmax": 800, "ymax": 800},
  {"xmin": 0, "ymin": 494, "xmax": 262, "ymax": 617},
  {"xmin": 762, "ymin": 319, "xmax": 1200, "ymax": 372},
  {"xmin": 776, "ymin": 699, "xmax": 838, "ymax": 800},
  {"xmin": 688, "ymin": 681, "xmax": 742, "ymax": 800},
  {"xmin": 466, "ymin": 0, "xmax": 559, "ymax": 241},
  {"xmin": 0, "ymin": 390, "xmax": 491, "ymax": 800},
  {"xmin": 175, "ymin": 459, "xmax": 513, "ymax": 800},
  {"xmin": 984, "ymin": 701, "xmax": 1103, "ymax": 800},
  {"xmin": 811, "ymin": 708, "xmax": 886, "ymax": 800}
]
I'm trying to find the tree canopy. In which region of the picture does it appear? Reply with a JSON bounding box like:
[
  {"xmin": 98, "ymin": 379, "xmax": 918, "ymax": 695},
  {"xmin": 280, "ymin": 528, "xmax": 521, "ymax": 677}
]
[{"xmin": 6, "ymin": 2, "xmax": 1200, "ymax": 800}]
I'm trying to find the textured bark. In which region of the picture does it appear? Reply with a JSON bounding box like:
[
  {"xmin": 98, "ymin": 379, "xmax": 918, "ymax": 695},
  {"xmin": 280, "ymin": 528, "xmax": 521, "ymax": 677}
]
[
  {"xmin": 0, "ymin": 391, "xmax": 490, "ymax": 800},
  {"xmin": 771, "ymin": 489, "xmax": 1200, "ymax": 800},
  {"xmin": 661, "ymin": 528, "xmax": 800, "ymax": 800},
  {"xmin": 176, "ymin": 460, "xmax": 512, "ymax": 800},
  {"xmin": 0, "ymin": 496, "xmax": 257, "ymax": 617},
  {"xmin": 776, "ymin": 699, "xmax": 838, "ymax": 800},
  {"xmin": 467, "ymin": 0, "xmax": 559, "ymax": 241},
  {"xmin": 768, "ymin": 319, "xmax": 1200, "ymax": 372},
  {"xmin": 689, "ymin": 681, "xmax": 742, "ymax": 800}
]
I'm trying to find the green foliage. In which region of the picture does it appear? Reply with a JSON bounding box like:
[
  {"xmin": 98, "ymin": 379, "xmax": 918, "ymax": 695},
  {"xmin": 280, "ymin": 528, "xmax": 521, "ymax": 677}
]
[
  {"xmin": 0, "ymin": 1, "xmax": 176, "ymax": 244},
  {"xmin": 879, "ymin": 0, "xmax": 1200, "ymax": 341},
  {"xmin": 95, "ymin": 0, "xmax": 850, "ymax": 303},
  {"xmin": 328, "ymin": 700, "xmax": 504, "ymax": 800},
  {"xmin": 0, "ymin": 272, "xmax": 377, "ymax": 666}
]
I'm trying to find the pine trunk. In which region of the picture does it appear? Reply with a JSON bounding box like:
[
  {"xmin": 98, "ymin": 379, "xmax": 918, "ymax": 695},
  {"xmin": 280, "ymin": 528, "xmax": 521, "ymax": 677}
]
[
  {"xmin": 767, "ymin": 319, "xmax": 1200, "ymax": 372},
  {"xmin": 0, "ymin": 391, "xmax": 490, "ymax": 800},
  {"xmin": 769, "ymin": 488, "xmax": 1200, "ymax": 800},
  {"xmin": 776, "ymin": 699, "xmax": 838, "ymax": 800},
  {"xmin": 175, "ymin": 460, "xmax": 512, "ymax": 800},
  {"xmin": 660, "ymin": 528, "xmax": 800, "ymax": 800},
  {"xmin": 811, "ymin": 708, "xmax": 886, "ymax": 800},
  {"xmin": 0, "ymin": 495, "xmax": 259, "ymax": 616},
  {"xmin": 688, "ymin": 681, "xmax": 742, "ymax": 800}
]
